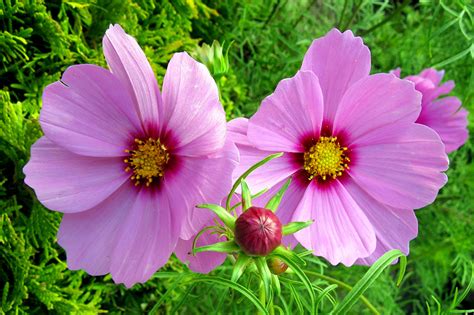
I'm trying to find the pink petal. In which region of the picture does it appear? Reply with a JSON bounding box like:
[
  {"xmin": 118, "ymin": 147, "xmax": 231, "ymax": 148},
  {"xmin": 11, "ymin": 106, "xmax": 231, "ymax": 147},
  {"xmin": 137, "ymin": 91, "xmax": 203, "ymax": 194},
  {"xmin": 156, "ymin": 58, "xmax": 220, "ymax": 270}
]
[
  {"xmin": 390, "ymin": 68, "xmax": 401, "ymax": 77},
  {"xmin": 350, "ymin": 124, "xmax": 448, "ymax": 209},
  {"xmin": 421, "ymin": 81, "xmax": 455, "ymax": 104},
  {"xmin": 227, "ymin": 117, "xmax": 251, "ymax": 145},
  {"xmin": 234, "ymin": 146, "xmax": 299, "ymax": 194},
  {"xmin": 254, "ymin": 176, "xmax": 308, "ymax": 248},
  {"xmin": 417, "ymin": 96, "xmax": 468, "ymax": 153},
  {"xmin": 228, "ymin": 118, "xmax": 300, "ymax": 193},
  {"xmin": 292, "ymin": 180, "xmax": 376, "ymax": 266},
  {"xmin": 110, "ymin": 188, "xmax": 179, "ymax": 288},
  {"xmin": 103, "ymin": 24, "xmax": 161, "ymax": 130},
  {"xmin": 57, "ymin": 185, "xmax": 138, "ymax": 276},
  {"xmin": 273, "ymin": 176, "xmax": 308, "ymax": 227},
  {"xmin": 161, "ymin": 52, "xmax": 226, "ymax": 157},
  {"xmin": 23, "ymin": 137, "xmax": 128, "ymax": 213},
  {"xmin": 40, "ymin": 64, "xmax": 142, "ymax": 157},
  {"xmin": 167, "ymin": 138, "xmax": 239, "ymax": 240},
  {"xmin": 301, "ymin": 28, "xmax": 371, "ymax": 123},
  {"xmin": 420, "ymin": 68, "xmax": 445, "ymax": 86},
  {"xmin": 175, "ymin": 227, "xmax": 227, "ymax": 274},
  {"xmin": 343, "ymin": 179, "xmax": 418, "ymax": 265},
  {"xmin": 248, "ymin": 70, "xmax": 324, "ymax": 153},
  {"xmin": 333, "ymin": 74, "xmax": 421, "ymax": 146}
]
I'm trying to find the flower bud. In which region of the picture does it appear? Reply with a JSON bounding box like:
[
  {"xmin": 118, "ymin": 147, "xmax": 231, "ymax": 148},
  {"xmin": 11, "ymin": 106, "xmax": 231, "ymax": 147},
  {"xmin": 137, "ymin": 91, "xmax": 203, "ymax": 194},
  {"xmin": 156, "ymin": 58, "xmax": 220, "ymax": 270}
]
[
  {"xmin": 194, "ymin": 40, "xmax": 230, "ymax": 78},
  {"xmin": 234, "ymin": 206, "xmax": 282, "ymax": 256},
  {"xmin": 267, "ymin": 257, "xmax": 288, "ymax": 275}
]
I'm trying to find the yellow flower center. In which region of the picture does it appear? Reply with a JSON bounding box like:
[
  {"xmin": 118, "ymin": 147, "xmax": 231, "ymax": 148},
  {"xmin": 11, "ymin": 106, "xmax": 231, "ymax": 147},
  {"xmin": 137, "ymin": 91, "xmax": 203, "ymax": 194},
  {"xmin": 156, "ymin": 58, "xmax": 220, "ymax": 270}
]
[
  {"xmin": 124, "ymin": 138, "xmax": 170, "ymax": 186},
  {"xmin": 303, "ymin": 136, "xmax": 350, "ymax": 181}
]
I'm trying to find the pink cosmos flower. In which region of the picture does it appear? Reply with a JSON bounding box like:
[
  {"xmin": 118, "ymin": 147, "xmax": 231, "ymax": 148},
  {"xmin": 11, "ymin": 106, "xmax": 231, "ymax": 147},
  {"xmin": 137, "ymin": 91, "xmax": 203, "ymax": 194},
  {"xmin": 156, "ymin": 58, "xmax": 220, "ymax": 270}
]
[
  {"xmin": 230, "ymin": 29, "xmax": 449, "ymax": 266},
  {"xmin": 391, "ymin": 68, "xmax": 468, "ymax": 153},
  {"xmin": 23, "ymin": 24, "xmax": 237, "ymax": 287}
]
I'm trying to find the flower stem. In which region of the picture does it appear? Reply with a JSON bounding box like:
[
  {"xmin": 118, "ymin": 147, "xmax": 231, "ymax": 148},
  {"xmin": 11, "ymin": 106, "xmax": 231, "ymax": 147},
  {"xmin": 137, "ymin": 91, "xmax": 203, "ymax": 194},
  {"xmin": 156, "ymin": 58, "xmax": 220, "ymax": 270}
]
[
  {"xmin": 259, "ymin": 281, "xmax": 266, "ymax": 315},
  {"xmin": 305, "ymin": 271, "xmax": 380, "ymax": 315}
]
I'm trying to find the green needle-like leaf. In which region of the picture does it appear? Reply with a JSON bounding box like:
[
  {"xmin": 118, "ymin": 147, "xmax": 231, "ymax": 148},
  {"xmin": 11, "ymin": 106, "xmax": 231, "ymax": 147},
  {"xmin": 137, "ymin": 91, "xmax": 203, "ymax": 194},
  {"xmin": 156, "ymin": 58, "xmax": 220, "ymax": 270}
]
[
  {"xmin": 197, "ymin": 203, "xmax": 236, "ymax": 229},
  {"xmin": 272, "ymin": 247, "xmax": 316, "ymax": 314},
  {"xmin": 333, "ymin": 250, "xmax": 407, "ymax": 314},
  {"xmin": 241, "ymin": 179, "xmax": 252, "ymax": 211},
  {"xmin": 226, "ymin": 152, "xmax": 283, "ymax": 210},
  {"xmin": 265, "ymin": 177, "xmax": 292, "ymax": 212},
  {"xmin": 315, "ymin": 284, "xmax": 338, "ymax": 314},
  {"xmin": 231, "ymin": 254, "xmax": 252, "ymax": 283},
  {"xmin": 194, "ymin": 240, "xmax": 239, "ymax": 254},
  {"xmin": 273, "ymin": 246, "xmax": 307, "ymax": 266},
  {"xmin": 193, "ymin": 276, "xmax": 269, "ymax": 315},
  {"xmin": 282, "ymin": 220, "xmax": 314, "ymax": 236}
]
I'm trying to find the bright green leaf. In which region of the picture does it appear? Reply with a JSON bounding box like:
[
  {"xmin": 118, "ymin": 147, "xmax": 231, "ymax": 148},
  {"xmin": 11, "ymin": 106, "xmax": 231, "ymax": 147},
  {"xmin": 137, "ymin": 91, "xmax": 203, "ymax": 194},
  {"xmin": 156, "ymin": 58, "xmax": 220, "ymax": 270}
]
[{"xmin": 333, "ymin": 250, "xmax": 407, "ymax": 314}]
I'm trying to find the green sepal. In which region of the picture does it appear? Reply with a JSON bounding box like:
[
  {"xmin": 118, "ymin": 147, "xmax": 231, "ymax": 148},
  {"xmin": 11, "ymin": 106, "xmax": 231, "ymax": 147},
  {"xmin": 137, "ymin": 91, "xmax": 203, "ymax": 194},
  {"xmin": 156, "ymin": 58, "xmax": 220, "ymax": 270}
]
[
  {"xmin": 197, "ymin": 204, "xmax": 235, "ymax": 230},
  {"xmin": 241, "ymin": 179, "xmax": 252, "ymax": 211},
  {"xmin": 230, "ymin": 188, "xmax": 269, "ymax": 211},
  {"xmin": 282, "ymin": 220, "xmax": 314, "ymax": 236},
  {"xmin": 191, "ymin": 226, "xmax": 218, "ymax": 255},
  {"xmin": 193, "ymin": 240, "xmax": 239, "ymax": 254},
  {"xmin": 231, "ymin": 254, "xmax": 252, "ymax": 283},
  {"xmin": 256, "ymin": 257, "xmax": 272, "ymax": 300},
  {"xmin": 226, "ymin": 152, "xmax": 283, "ymax": 209},
  {"xmin": 265, "ymin": 177, "xmax": 292, "ymax": 212}
]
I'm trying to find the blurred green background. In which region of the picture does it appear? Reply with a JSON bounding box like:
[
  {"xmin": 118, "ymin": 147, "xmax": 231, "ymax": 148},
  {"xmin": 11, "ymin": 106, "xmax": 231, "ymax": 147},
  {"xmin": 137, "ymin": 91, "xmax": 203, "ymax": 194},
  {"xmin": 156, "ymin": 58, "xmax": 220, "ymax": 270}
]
[{"xmin": 1, "ymin": 0, "xmax": 473, "ymax": 313}]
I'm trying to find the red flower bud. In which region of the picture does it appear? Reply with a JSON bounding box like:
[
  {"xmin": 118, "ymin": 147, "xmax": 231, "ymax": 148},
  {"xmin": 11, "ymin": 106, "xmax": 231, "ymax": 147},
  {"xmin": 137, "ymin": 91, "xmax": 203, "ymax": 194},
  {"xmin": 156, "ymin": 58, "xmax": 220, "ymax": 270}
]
[
  {"xmin": 234, "ymin": 206, "xmax": 282, "ymax": 256},
  {"xmin": 267, "ymin": 257, "xmax": 288, "ymax": 275}
]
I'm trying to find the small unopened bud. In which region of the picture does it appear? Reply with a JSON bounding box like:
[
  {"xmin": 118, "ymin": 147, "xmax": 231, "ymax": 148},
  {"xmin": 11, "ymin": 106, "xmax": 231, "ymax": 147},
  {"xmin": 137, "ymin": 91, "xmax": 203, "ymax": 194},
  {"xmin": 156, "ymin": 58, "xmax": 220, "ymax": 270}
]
[
  {"xmin": 267, "ymin": 257, "xmax": 288, "ymax": 275},
  {"xmin": 234, "ymin": 207, "xmax": 282, "ymax": 256},
  {"xmin": 194, "ymin": 40, "xmax": 230, "ymax": 78}
]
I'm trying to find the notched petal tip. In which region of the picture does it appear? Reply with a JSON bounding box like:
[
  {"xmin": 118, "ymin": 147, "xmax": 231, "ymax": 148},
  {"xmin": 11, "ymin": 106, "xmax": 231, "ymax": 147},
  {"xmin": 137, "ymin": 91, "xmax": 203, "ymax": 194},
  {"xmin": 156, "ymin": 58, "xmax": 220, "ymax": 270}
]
[{"xmin": 106, "ymin": 23, "xmax": 125, "ymax": 35}]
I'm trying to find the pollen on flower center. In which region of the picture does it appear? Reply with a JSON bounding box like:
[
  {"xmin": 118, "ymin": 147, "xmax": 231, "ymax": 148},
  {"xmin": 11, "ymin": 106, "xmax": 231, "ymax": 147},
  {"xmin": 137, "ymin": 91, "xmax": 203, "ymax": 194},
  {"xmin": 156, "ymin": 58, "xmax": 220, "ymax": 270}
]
[
  {"xmin": 303, "ymin": 136, "xmax": 350, "ymax": 181},
  {"xmin": 124, "ymin": 138, "xmax": 170, "ymax": 186}
]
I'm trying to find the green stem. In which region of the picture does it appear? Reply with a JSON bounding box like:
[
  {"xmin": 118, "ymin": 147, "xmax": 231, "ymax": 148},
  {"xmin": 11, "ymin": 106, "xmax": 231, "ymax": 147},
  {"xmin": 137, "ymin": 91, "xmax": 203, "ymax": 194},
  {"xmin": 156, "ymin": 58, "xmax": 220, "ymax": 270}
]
[
  {"xmin": 343, "ymin": 0, "xmax": 364, "ymax": 30},
  {"xmin": 305, "ymin": 271, "xmax": 380, "ymax": 315},
  {"xmin": 259, "ymin": 281, "xmax": 266, "ymax": 315},
  {"xmin": 360, "ymin": 0, "xmax": 410, "ymax": 36},
  {"xmin": 269, "ymin": 300, "xmax": 275, "ymax": 315},
  {"xmin": 337, "ymin": 0, "xmax": 348, "ymax": 29}
]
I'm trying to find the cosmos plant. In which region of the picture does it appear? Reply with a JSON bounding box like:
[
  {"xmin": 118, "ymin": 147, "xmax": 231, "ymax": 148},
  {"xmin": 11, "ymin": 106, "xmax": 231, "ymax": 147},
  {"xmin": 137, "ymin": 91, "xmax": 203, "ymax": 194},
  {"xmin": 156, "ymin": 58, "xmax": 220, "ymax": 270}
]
[{"xmin": 22, "ymin": 23, "xmax": 469, "ymax": 313}]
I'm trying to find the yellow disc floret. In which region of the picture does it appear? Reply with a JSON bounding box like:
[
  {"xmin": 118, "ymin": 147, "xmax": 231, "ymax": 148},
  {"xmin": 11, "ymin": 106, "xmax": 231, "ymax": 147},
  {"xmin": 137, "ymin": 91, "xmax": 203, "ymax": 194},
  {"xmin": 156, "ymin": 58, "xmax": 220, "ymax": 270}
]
[
  {"xmin": 124, "ymin": 138, "xmax": 170, "ymax": 186},
  {"xmin": 303, "ymin": 136, "xmax": 350, "ymax": 181}
]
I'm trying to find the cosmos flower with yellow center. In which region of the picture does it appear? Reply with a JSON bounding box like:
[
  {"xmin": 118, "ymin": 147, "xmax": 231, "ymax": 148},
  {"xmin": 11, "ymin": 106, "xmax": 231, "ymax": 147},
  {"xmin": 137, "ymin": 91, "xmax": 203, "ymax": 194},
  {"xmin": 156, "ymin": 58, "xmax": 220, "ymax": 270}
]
[{"xmin": 23, "ymin": 24, "xmax": 237, "ymax": 287}]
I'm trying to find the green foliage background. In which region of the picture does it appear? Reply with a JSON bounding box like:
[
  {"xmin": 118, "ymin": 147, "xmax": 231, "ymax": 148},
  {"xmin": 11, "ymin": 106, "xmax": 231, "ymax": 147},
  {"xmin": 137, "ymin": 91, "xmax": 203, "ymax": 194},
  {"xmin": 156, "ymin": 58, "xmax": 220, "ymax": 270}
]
[{"xmin": 1, "ymin": 0, "xmax": 473, "ymax": 313}]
